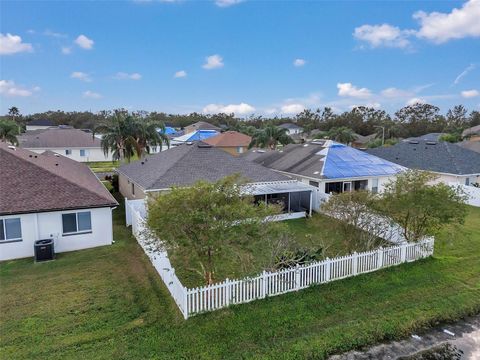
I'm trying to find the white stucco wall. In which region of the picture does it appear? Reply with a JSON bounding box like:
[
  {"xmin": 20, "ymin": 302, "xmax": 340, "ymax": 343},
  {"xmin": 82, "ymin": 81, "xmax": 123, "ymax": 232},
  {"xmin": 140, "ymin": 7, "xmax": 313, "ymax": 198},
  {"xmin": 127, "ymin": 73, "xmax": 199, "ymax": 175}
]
[
  {"xmin": 429, "ymin": 173, "xmax": 480, "ymax": 186},
  {"xmin": 26, "ymin": 125, "xmax": 54, "ymax": 131},
  {"xmin": 24, "ymin": 147, "xmax": 113, "ymax": 162},
  {"xmin": 0, "ymin": 207, "xmax": 114, "ymax": 261}
]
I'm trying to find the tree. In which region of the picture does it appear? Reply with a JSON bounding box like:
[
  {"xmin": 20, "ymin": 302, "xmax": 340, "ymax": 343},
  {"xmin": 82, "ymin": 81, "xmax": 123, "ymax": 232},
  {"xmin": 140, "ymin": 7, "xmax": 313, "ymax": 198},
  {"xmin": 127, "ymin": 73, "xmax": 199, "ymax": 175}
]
[
  {"xmin": 134, "ymin": 118, "xmax": 170, "ymax": 156},
  {"xmin": 0, "ymin": 119, "xmax": 20, "ymax": 145},
  {"xmin": 445, "ymin": 105, "xmax": 468, "ymax": 132},
  {"xmin": 378, "ymin": 170, "xmax": 467, "ymax": 242},
  {"xmin": 8, "ymin": 107, "xmax": 20, "ymax": 122},
  {"xmin": 394, "ymin": 103, "xmax": 444, "ymax": 137},
  {"xmin": 146, "ymin": 175, "xmax": 289, "ymax": 285},
  {"xmin": 249, "ymin": 124, "xmax": 292, "ymax": 149},
  {"xmin": 326, "ymin": 126, "xmax": 357, "ymax": 144}
]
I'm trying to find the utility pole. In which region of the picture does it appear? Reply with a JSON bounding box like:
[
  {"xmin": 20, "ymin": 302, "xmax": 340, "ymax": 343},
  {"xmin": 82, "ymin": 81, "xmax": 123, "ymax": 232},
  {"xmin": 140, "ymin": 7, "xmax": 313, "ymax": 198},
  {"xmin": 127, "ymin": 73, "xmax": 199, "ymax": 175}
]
[{"xmin": 375, "ymin": 125, "xmax": 385, "ymax": 146}]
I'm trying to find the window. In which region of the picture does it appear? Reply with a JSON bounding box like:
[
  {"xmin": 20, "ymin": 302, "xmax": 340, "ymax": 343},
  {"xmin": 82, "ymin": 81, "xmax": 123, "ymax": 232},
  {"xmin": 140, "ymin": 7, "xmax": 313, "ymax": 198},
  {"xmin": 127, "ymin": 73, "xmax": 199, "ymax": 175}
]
[
  {"xmin": 80, "ymin": 149, "xmax": 89, "ymax": 157},
  {"xmin": 62, "ymin": 211, "xmax": 92, "ymax": 235},
  {"xmin": 65, "ymin": 149, "xmax": 72, "ymax": 155},
  {"xmin": 371, "ymin": 178, "xmax": 379, "ymax": 193},
  {"xmin": 0, "ymin": 218, "xmax": 22, "ymax": 242},
  {"xmin": 343, "ymin": 182, "xmax": 352, "ymax": 192},
  {"xmin": 465, "ymin": 178, "xmax": 470, "ymax": 186},
  {"xmin": 237, "ymin": 146, "xmax": 244, "ymax": 154},
  {"xmin": 309, "ymin": 180, "xmax": 319, "ymax": 188}
]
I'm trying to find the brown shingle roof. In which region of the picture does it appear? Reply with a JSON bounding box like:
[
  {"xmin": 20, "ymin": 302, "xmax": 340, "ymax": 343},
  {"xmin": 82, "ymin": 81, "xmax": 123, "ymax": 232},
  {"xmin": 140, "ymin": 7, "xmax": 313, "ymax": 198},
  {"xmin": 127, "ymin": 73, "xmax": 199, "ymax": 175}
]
[
  {"xmin": 18, "ymin": 127, "xmax": 102, "ymax": 149},
  {"xmin": 203, "ymin": 131, "xmax": 252, "ymax": 147},
  {"xmin": 0, "ymin": 143, "xmax": 118, "ymax": 215}
]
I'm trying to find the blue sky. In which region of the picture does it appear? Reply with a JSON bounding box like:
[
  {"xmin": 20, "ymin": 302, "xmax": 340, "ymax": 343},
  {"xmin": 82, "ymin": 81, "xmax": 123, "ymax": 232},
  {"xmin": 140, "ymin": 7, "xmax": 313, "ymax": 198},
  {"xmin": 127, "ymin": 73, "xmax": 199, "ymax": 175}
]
[{"xmin": 1, "ymin": 0, "xmax": 479, "ymax": 116}]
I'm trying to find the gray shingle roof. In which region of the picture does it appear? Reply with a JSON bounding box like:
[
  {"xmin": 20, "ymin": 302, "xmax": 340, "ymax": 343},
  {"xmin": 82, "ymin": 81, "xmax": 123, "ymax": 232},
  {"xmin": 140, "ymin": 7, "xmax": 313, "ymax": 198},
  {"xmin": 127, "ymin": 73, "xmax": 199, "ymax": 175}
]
[
  {"xmin": 0, "ymin": 143, "xmax": 117, "ymax": 215},
  {"xmin": 18, "ymin": 127, "xmax": 102, "ymax": 149},
  {"xmin": 117, "ymin": 143, "xmax": 288, "ymax": 190},
  {"xmin": 366, "ymin": 140, "xmax": 480, "ymax": 175},
  {"xmin": 278, "ymin": 123, "xmax": 303, "ymax": 130}
]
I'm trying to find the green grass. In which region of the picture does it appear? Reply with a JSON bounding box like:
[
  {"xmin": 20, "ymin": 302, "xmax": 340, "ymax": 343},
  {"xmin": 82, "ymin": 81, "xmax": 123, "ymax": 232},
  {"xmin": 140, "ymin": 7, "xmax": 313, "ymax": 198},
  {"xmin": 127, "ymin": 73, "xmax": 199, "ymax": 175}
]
[
  {"xmin": 86, "ymin": 161, "xmax": 120, "ymax": 173},
  {"xmin": 1, "ymin": 200, "xmax": 479, "ymax": 359}
]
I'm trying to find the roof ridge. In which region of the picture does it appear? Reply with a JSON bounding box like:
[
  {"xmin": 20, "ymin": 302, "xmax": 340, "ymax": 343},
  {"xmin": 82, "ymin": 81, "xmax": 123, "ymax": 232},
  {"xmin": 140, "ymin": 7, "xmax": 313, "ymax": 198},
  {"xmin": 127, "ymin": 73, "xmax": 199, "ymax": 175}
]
[{"xmin": 3, "ymin": 148, "xmax": 116, "ymax": 205}]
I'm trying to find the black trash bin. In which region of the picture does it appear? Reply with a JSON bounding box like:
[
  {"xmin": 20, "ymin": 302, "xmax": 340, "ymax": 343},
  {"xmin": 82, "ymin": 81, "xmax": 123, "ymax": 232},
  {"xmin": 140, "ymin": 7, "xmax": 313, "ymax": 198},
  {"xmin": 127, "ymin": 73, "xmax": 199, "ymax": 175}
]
[{"xmin": 34, "ymin": 239, "xmax": 55, "ymax": 262}]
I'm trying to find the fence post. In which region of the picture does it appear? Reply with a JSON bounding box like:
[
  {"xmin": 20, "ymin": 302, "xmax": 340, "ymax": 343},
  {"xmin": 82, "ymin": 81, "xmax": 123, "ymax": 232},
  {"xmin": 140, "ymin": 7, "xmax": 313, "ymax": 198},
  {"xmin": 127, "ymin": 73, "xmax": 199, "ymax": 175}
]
[
  {"xmin": 125, "ymin": 197, "xmax": 130, "ymax": 226},
  {"xmin": 225, "ymin": 279, "xmax": 230, "ymax": 306},
  {"xmin": 183, "ymin": 287, "xmax": 188, "ymax": 319},
  {"xmin": 295, "ymin": 265, "xmax": 300, "ymax": 290},
  {"xmin": 400, "ymin": 243, "xmax": 407, "ymax": 263},
  {"xmin": 352, "ymin": 252, "xmax": 358, "ymax": 276},
  {"xmin": 325, "ymin": 258, "xmax": 331, "ymax": 282},
  {"xmin": 261, "ymin": 271, "xmax": 267, "ymax": 298},
  {"xmin": 377, "ymin": 248, "xmax": 383, "ymax": 268}
]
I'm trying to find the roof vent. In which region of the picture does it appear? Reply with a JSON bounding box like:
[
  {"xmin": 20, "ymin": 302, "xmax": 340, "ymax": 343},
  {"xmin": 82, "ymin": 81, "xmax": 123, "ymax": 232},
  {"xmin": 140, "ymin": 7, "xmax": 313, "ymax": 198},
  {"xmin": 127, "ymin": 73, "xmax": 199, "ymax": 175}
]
[
  {"xmin": 186, "ymin": 141, "xmax": 194, "ymax": 145},
  {"xmin": 54, "ymin": 153, "xmax": 60, "ymax": 157},
  {"xmin": 55, "ymin": 163, "xmax": 58, "ymax": 166},
  {"xmin": 141, "ymin": 161, "xmax": 145, "ymax": 165},
  {"xmin": 197, "ymin": 143, "xmax": 212, "ymax": 148},
  {"xmin": 257, "ymin": 149, "xmax": 265, "ymax": 153},
  {"xmin": 408, "ymin": 140, "xmax": 419, "ymax": 144},
  {"xmin": 426, "ymin": 141, "xmax": 437, "ymax": 145},
  {"xmin": 8, "ymin": 145, "xmax": 16, "ymax": 150},
  {"xmin": 34, "ymin": 155, "xmax": 38, "ymax": 158},
  {"xmin": 303, "ymin": 144, "xmax": 309, "ymax": 147}
]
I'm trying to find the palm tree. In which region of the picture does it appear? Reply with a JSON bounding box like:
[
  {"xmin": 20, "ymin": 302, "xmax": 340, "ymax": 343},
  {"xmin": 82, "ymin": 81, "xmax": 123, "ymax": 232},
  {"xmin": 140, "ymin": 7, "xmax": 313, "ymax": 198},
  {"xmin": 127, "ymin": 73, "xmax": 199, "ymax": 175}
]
[
  {"xmin": 250, "ymin": 124, "xmax": 292, "ymax": 150},
  {"xmin": 0, "ymin": 119, "xmax": 20, "ymax": 145},
  {"xmin": 326, "ymin": 127, "xmax": 357, "ymax": 145},
  {"xmin": 8, "ymin": 106, "xmax": 20, "ymax": 121},
  {"xmin": 134, "ymin": 119, "xmax": 170, "ymax": 156}
]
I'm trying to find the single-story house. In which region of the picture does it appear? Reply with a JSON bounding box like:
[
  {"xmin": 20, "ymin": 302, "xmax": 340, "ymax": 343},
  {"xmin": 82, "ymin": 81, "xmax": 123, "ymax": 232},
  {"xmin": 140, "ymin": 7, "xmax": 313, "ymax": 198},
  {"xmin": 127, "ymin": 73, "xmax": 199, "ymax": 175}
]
[
  {"xmin": 246, "ymin": 140, "xmax": 405, "ymax": 195},
  {"xmin": 170, "ymin": 129, "xmax": 220, "ymax": 146},
  {"xmin": 462, "ymin": 125, "xmax": 480, "ymax": 141},
  {"xmin": 366, "ymin": 140, "xmax": 480, "ymax": 186},
  {"xmin": 0, "ymin": 143, "xmax": 118, "ymax": 261},
  {"xmin": 184, "ymin": 121, "xmax": 221, "ymax": 134},
  {"xmin": 25, "ymin": 119, "xmax": 56, "ymax": 131},
  {"xmin": 202, "ymin": 131, "xmax": 252, "ymax": 156},
  {"xmin": 117, "ymin": 142, "xmax": 316, "ymax": 218},
  {"xmin": 18, "ymin": 126, "xmax": 113, "ymax": 162},
  {"xmin": 278, "ymin": 123, "xmax": 303, "ymax": 135}
]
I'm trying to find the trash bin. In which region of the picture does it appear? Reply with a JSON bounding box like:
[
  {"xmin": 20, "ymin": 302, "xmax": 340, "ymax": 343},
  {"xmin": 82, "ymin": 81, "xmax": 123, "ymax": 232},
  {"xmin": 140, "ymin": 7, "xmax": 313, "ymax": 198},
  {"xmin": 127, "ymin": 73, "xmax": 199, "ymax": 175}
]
[{"xmin": 34, "ymin": 239, "xmax": 55, "ymax": 262}]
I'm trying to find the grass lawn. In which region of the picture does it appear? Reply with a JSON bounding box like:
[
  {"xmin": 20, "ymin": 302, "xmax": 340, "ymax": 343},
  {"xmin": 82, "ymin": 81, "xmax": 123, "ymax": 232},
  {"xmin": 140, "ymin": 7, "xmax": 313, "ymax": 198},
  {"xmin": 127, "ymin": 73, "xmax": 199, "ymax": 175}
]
[
  {"xmin": 86, "ymin": 161, "xmax": 120, "ymax": 173},
  {"xmin": 1, "ymin": 200, "xmax": 479, "ymax": 359}
]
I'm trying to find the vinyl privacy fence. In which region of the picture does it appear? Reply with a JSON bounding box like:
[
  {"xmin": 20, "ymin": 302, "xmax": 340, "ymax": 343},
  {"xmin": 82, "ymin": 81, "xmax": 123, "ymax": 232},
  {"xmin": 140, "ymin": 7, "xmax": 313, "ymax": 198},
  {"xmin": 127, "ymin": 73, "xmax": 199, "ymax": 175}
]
[{"xmin": 125, "ymin": 198, "xmax": 434, "ymax": 319}]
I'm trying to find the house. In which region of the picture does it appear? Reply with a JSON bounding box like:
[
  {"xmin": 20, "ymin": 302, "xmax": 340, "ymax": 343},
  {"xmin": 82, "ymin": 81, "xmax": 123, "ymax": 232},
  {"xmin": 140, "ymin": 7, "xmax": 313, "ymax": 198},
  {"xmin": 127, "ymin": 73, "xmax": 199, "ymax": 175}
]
[
  {"xmin": 403, "ymin": 133, "xmax": 446, "ymax": 142},
  {"xmin": 117, "ymin": 142, "xmax": 315, "ymax": 218},
  {"xmin": 457, "ymin": 140, "xmax": 480, "ymax": 154},
  {"xmin": 278, "ymin": 123, "xmax": 303, "ymax": 135},
  {"xmin": 462, "ymin": 125, "xmax": 480, "ymax": 141},
  {"xmin": 184, "ymin": 121, "xmax": 221, "ymax": 134},
  {"xmin": 246, "ymin": 140, "xmax": 405, "ymax": 196},
  {"xmin": 18, "ymin": 127, "xmax": 113, "ymax": 162},
  {"xmin": 351, "ymin": 133, "xmax": 377, "ymax": 149},
  {"xmin": 25, "ymin": 119, "xmax": 56, "ymax": 131},
  {"xmin": 0, "ymin": 143, "xmax": 118, "ymax": 261},
  {"xmin": 170, "ymin": 129, "xmax": 220, "ymax": 146},
  {"xmin": 202, "ymin": 131, "xmax": 252, "ymax": 156},
  {"xmin": 366, "ymin": 140, "xmax": 480, "ymax": 186}
]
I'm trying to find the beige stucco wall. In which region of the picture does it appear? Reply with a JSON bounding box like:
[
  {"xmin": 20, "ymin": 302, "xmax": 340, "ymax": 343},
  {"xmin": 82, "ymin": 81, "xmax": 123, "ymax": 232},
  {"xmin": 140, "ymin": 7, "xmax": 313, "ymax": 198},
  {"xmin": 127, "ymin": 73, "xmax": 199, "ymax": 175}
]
[
  {"xmin": 216, "ymin": 146, "xmax": 248, "ymax": 156},
  {"xmin": 119, "ymin": 173, "xmax": 146, "ymax": 200}
]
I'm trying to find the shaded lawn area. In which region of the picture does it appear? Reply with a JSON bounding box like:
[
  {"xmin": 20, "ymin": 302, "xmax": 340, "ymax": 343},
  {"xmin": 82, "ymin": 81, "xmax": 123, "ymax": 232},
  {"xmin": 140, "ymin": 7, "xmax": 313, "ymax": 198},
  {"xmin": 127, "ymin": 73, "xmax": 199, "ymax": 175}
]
[
  {"xmin": 1, "ymin": 201, "xmax": 479, "ymax": 359},
  {"xmin": 171, "ymin": 213, "xmax": 378, "ymax": 287},
  {"xmin": 86, "ymin": 160, "xmax": 120, "ymax": 173}
]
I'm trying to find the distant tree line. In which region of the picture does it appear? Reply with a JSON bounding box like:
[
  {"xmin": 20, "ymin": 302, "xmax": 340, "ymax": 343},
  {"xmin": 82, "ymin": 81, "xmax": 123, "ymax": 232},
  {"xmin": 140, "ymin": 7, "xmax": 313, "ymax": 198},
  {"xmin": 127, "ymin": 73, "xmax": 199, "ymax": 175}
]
[{"xmin": 2, "ymin": 103, "xmax": 479, "ymax": 141}]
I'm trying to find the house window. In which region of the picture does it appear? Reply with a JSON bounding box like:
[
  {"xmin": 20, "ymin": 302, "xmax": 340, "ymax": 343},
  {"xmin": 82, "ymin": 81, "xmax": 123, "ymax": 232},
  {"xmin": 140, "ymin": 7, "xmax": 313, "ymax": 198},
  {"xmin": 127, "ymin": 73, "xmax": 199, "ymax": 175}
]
[
  {"xmin": 65, "ymin": 149, "xmax": 72, "ymax": 155},
  {"xmin": 62, "ymin": 211, "xmax": 92, "ymax": 235},
  {"xmin": 465, "ymin": 178, "xmax": 470, "ymax": 186},
  {"xmin": 0, "ymin": 218, "xmax": 22, "ymax": 242},
  {"xmin": 237, "ymin": 146, "xmax": 244, "ymax": 154},
  {"xmin": 80, "ymin": 149, "xmax": 89, "ymax": 157},
  {"xmin": 309, "ymin": 180, "xmax": 319, "ymax": 187},
  {"xmin": 371, "ymin": 179, "xmax": 379, "ymax": 193}
]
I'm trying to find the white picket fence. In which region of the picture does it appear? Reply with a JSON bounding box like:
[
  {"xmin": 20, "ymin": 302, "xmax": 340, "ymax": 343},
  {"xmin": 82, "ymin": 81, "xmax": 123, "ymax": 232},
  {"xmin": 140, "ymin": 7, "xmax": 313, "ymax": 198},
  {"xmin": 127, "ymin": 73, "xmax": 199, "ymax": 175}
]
[{"xmin": 125, "ymin": 199, "xmax": 434, "ymax": 319}]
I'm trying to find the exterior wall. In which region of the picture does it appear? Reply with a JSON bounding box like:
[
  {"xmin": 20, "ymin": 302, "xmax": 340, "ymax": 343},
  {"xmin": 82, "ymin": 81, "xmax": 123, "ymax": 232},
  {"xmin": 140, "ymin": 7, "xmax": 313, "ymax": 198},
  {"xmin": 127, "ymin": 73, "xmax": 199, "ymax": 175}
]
[
  {"xmin": 0, "ymin": 207, "xmax": 114, "ymax": 261},
  {"xmin": 297, "ymin": 175, "xmax": 396, "ymax": 194},
  {"xmin": 119, "ymin": 173, "xmax": 147, "ymax": 200},
  {"xmin": 26, "ymin": 125, "xmax": 54, "ymax": 131},
  {"xmin": 429, "ymin": 173, "xmax": 480, "ymax": 186},
  {"xmin": 24, "ymin": 147, "xmax": 112, "ymax": 162},
  {"xmin": 285, "ymin": 128, "xmax": 302, "ymax": 135},
  {"xmin": 216, "ymin": 146, "xmax": 248, "ymax": 156}
]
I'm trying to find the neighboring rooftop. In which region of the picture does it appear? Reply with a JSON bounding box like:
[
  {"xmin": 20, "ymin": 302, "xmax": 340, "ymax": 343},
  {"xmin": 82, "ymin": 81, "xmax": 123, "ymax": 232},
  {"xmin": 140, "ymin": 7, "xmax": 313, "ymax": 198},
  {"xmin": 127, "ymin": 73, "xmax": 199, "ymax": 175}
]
[
  {"xmin": 158, "ymin": 126, "xmax": 179, "ymax": 136},
  {"xmin": 463, "ymin": 125, "xmax": 480, "ymax": 138},
  {"xmin": 403, "ymin": 133, "xmax": 445, "ymax": 142},
  {"xmin": 185, "ymin": 121, "xmax": 221, "ymax": 132},
  {"xmin": 278, "ymin": 123, "xmax": 303, "ymax": 131},
  {"xmin": 366, "ymin": 140, "xmax": 480, "ymax": 175},
  {"xmin": 248, "ymin": 140, "xmax": 404, "ymax": 180},
  {"xmin": 0, "ymin": 143, "xmax": 117, "ymax": 215},
  {"xmin": 117, "ymin": 142, "xmax": 288, "ymax": 190},
  {"xmin": 172, "ymin": 129, "xmax": 220, "ymax": 143},
  {"xmin": 203, "ymin": 131, "xmax": 252, "ymax": 147},
  {"xmin": 26, "ymin": 119, "xmax": 56, "ymax": 127},
  {"xmin": 18, "ymin": 127, "xmax": 102, "ymax": 148},
  {"xmin": 457, "ymin": 140, "xmax": 480, "ymax": 154}
]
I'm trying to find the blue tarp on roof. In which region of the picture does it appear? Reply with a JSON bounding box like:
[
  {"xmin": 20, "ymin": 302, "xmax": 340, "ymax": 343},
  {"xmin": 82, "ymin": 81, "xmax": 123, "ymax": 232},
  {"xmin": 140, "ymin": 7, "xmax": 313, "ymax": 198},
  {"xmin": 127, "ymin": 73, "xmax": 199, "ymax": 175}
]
[
  {"xmin": 174, "ymin": 130, "xmax": 219, "ymax": 142},
  {"xmin": 322, "ymin": 142, "xmax": 405, "ymax": 179},
  {"xmin": 158, "ymin": 126, "xmax": 178, "ymax": 135}
]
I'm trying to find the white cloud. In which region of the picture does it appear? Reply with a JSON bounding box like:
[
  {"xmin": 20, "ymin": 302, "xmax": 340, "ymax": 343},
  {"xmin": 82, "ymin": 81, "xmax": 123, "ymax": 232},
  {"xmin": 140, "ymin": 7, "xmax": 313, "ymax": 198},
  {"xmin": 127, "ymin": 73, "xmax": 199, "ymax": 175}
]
[
  {"xmin": 0, "ymin": 33, "xmax": 33, "ymax": 55},
  {"xmin": 380, "ymin": 87, "xmax": 414, "ymax": 98},
  {"xmin": 174, "ymin": 70, "xmax": 187, "ymax": 78},
  {"xmin": 75, "ymin": 34, "xmax": 94, "ymax": 50},
  {"xmin": 280, "ymin": 103, "xmax": 305, "ymax": 114},
  {"xmin": 293, "ymin": 58, "xmax": 306, "ymax": 67},
  {"xmin": 43, "ymin": 29, "xmax": 67, "ymax": 38},
  {"xmin": 353, "ymin": 24, "xmax": 413, "ymax": 48},
  {"xmin": 70, "ymin": 71, "xmax": 92, "ymax": 82},
  {"xmin": 61, "ymin": 46, "xmax": 72, "ymax": 55},
  {"xmin": 414, "ymin": 0, "xmax": 480, "ymax": 43},
  {"xmin": 203, "ymin": 102, "xmax": 255, "ymax": 115},
  {"xmin": 461, "ymin": 89, "xmax": 480, "ymax": 98},
  {"xmin": 337, "ymin": 83, "xmax": 372, "ymax": 98},
  {"xmin": 114, "ymin": 72, "xmax": 142, "ymax": 80},
  {"xmin": 202, "ymin": 54, "xmax": 224, "ymax": 69},
  {"xmin": 406, "ymin": 97, "xmax": 426, "ymax": 106},
  {"xmin": 215, "ymin": 0, "xmax": 243, "ymax": 7},
  {"xmin": 0, "ymin": 80, "xmax": 36, "ymax": 97},
  {"xmin": 453, "ymin": 63, "xmax": 476, "ymax": 85},
  {"xmin": 83, "ymin": 90, "xmax": 102, "ymax": 99}
]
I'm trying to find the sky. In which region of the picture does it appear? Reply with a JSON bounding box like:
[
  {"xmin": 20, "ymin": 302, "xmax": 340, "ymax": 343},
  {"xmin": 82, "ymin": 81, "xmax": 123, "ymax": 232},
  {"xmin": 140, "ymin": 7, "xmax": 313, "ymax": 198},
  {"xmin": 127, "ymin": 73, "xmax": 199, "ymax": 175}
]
[{"xmin": 0, "ymin": 0, "xmax": 479, "ymax": 116}]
